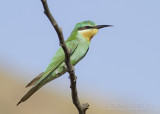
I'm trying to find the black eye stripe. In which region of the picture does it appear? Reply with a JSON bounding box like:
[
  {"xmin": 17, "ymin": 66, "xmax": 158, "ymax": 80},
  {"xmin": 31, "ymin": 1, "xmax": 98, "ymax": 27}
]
[
  {"xmin": 78, "ymin": 26, "xmax": 92, "ymax": 30},
  {"xmin": 85, "ymin": 26, "xmax": 91, "ymax": 29}
]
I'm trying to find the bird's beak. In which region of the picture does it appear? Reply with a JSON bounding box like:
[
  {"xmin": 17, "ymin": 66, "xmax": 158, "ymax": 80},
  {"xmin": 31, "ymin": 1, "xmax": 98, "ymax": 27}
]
[{"xmin": 93, "ymin": 25, "xmax": 113, "ymax": 29}]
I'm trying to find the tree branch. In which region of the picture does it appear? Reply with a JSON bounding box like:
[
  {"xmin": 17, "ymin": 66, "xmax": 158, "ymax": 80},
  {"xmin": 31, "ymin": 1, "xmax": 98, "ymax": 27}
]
[{"xmin": 40, "ymin": 0, "xmax": 89, "ymax": 114}]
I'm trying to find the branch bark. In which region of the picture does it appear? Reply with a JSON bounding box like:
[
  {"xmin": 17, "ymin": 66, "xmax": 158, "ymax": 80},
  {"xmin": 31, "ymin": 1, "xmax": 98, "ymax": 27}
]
[{"xmin": 40, "ymin": 0, "xmax": 89, "ymax": 114}]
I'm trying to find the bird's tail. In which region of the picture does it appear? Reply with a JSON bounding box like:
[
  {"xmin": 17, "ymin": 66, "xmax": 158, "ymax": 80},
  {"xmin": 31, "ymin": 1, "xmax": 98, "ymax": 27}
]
[
  {"xmin": 17, "ymin": 68, "xmax": 66, "ymax": 105},
  {"xmin": 25, "ymin": 72, "xmax": 44, "ymax": 88},
  {"xmin": 17, "ymin": 83, "xmax": 42, "ymax": 105},
  {"xmin": 17, "ymin": 72, "xmax": 51, "ymax": 106}
]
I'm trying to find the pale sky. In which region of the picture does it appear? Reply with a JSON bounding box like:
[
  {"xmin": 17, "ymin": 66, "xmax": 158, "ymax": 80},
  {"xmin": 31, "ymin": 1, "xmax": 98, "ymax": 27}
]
[{"xmin": 0, "ymin": 0, "xmax": 160, "ymax": 109}]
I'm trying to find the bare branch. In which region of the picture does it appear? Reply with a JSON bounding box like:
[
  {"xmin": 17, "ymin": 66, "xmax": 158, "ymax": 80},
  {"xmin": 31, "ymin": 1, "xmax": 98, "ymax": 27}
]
[{"xmin": 40, "ymin": 0, "xmax": 89, "ymax": 114}]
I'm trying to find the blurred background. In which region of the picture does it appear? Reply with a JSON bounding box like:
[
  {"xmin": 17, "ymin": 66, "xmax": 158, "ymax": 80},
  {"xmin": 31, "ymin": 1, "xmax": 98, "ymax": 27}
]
[{"xmin": 0, "ymin": 0, "xmax": 160, "ymax": 114}]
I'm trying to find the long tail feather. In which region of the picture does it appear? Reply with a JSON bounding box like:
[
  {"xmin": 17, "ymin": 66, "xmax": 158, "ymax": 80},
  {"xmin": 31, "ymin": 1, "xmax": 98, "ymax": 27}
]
[
  {"xmin": 25, "ymin": 72, "xmax": 44, "ymax": 88},
  {"xmin": 17, "ymin": 82, "xmax": 43, "ymax": 106},
  {"xmin": 17, "ymin": 65, "xmax": 66, "ymax": 105},
  {"xmin": 17, "ymin": 71, "xmax": 59, "ymax": 106}
]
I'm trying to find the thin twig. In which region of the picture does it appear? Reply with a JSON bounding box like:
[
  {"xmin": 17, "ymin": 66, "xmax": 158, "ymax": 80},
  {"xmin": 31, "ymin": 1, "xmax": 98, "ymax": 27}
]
[{"xmin": 40, "ymin": 0, "xmax": 89, "ymax": 114}]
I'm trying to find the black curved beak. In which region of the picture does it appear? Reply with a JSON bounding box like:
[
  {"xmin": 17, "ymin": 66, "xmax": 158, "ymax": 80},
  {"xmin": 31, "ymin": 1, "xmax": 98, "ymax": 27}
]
[{"xmin": 93, "ymin": 25, "xmax": 113, "ymax": 29}]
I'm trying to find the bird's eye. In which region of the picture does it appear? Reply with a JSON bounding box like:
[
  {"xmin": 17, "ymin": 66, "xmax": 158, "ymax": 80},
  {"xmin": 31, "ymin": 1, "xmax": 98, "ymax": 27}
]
[{"xmin": 85, "ymin": 26, "xmax": 91, "ymax": 29}]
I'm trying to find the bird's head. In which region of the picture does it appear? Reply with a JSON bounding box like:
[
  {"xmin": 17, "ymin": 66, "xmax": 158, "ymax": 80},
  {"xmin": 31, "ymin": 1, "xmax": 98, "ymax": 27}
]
[{"xmin": 74, "ymin": 21, "xmax": 112, "ymax": 41}]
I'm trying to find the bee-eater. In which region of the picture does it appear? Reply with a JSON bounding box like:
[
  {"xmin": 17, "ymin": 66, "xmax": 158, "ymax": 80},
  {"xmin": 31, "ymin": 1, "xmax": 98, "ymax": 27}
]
[{"xmin": 17, "ymin": 21, "xmax": 112, "ymax": 105}]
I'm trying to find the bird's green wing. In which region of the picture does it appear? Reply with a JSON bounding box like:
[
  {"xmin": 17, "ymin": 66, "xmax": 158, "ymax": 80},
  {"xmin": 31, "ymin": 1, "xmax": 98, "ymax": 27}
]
[
  {"xmin": 17, "ymin": 40, "xmax": 78, "ymax": 105},
  {"xmin": 35, "ymin": 40, "xmax": 78, "ymax": 84},
  {"xmin": 70, "ymin": 40, "xmax": 90, "ymax": 66}
]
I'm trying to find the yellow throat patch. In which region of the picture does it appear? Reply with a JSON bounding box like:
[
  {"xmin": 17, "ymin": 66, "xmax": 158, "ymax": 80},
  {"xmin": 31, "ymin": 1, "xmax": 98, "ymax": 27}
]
[{"xmin": 79, "ymin": 29, "xmax": 98, "ymax": 41}]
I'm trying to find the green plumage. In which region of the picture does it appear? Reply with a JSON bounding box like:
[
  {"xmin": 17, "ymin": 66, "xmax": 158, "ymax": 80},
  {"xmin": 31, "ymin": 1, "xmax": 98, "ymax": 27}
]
[
  {"xmin": 17, "ymin": 21, "xmax": 96, "ymax": 105},
  {"xmin": 17, "ymin": 21, "xmax": 111, "ymax": 105}
]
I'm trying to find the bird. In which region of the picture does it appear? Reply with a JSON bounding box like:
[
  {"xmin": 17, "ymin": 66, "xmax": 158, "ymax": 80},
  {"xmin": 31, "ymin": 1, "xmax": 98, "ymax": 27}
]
[{"xmin": 17, "ymin": 21, "xmax": 112, "ymax": 105}]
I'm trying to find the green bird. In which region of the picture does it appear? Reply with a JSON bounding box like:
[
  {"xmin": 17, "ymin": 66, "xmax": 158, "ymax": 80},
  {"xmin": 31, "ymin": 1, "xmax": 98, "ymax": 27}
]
[{"xmin": 17, "ymin": 21, "xmax": 112, "ymax": 105}]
